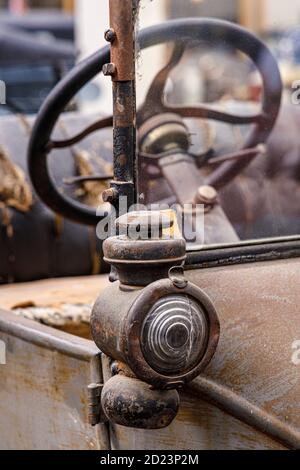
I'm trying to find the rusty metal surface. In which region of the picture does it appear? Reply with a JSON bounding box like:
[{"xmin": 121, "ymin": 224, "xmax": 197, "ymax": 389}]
[
  {"xmin": 1, "ymin": 254, "xmax": 299, "ymax": 449},
  {"xmin": 103, "ymin": 0, "xmax": 137, "ymax": 214},
  {"xmin": 108, "ymin": 0, "xmax": 135, "ymax": 82},
  {"xmin": 186, "ymin": 239, "xmax": 300, "ymax": 269},
  {"xmin": 109, "ymin": 392, "xmax": 286, "ymax": 450},
  {"xmin": 0, "ymin": 309, "xmax": 110, "ymax": 450},
  {"xmin": 101, "ymin": 375, "xmax": 180, "ymax": 429},
  {"xmin": 105, "ymin": 257, "xmax": 300, "ymax": 449},
  {"xmin": 91, "ymin": 284, "xmax": 141, "ymax": 365},
  {"xmin": 187, "ymin": 258, "xmax": 300, "ymax": 448},
  {"xmin": 111, "ymin": 81, "xmax": 136, "ymax": 208},
  {"xmin": 87, "ymin": 383, "xmax": 107, "ymax": 427},
  {"xmin": 187, "ymin": 260, "xmax": 300, "ymax": 448},
  {"xmin": 103, "ymin": 210, "xmax": 186, "ymax": 287},
  {"xmin": 91, "ymin": 277, "xmax": 220, "ymax": 390},
  {"xmin": 187, "ymin": 377, "xmax": 300, "ymax": 450},
  {"xmin": 123, "ymin": 279, "xmax": 220, "ymax": 389},
  {"xmin": 0, "ymin": 307, "xmax": 97, "ymax": 361}
]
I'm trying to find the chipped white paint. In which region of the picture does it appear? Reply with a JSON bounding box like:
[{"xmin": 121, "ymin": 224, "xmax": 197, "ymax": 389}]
[{"xmin": 291, "ymin": 341, "xmax": 300, "ymax": 366}]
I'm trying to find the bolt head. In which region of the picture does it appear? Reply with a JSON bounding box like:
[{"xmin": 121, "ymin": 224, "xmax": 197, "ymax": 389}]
[
  {"xmin": 102, "ymin": 63, "xmax": 117, "ymax": 77},
  {"xmin": 102, "ymin": 188, "xmax": 117, "ymax": 203},
  {"xmin": 197, "ymin": 185, "xmax": 218, "ymax": 205},
  {"xmin": 104, "ymin": 28, "xmax": 116, "ymax": 43}
]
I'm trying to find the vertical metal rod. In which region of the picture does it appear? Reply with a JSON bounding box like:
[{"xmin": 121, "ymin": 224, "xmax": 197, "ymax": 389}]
[{"xmin": 105, "ymin": 0, "xmax": 137, "ymax": 213}]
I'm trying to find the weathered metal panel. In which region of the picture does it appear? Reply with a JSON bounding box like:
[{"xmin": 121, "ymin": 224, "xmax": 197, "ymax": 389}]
[
  {"xmin": 109, "ymin": 395, "xmax": 285, "ymax": 450},
  {"xmin": 1, "ymin": 257, "xmax": 299, "ymax": 450},
  {"xmin": 0, "ymin": 310, "xmax": 110, "ymax": 450},
  {"xmin": 106, "ymin": 258, "xmax": 300, "ymax": 450}
]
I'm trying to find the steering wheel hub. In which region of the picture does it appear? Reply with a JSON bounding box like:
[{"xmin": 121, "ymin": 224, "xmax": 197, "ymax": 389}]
[{"xmin": 139, "ymin": 113, "xmax": 190, "ymax": 156}]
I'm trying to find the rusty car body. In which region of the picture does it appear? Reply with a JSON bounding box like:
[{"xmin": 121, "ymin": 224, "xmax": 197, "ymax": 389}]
[{"xmin": 0, "ymin": 0, "xmax": 300, "ymax": 451}]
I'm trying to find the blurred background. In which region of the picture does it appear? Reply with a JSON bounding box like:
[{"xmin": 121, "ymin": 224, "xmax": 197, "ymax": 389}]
[{"xmin": 1, "ymin": 0, "xmax": 300, "ymax": 115}]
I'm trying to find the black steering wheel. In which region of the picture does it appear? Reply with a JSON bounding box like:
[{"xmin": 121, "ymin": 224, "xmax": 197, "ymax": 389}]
[{"xmin": 28, "ymin": 19, "xmax": 282, "ymax": 225}]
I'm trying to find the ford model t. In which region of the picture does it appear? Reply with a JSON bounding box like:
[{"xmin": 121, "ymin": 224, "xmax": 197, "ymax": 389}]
[{"xmin": 0, "ymin": 0, "xmax": 300, "ymax": 450}]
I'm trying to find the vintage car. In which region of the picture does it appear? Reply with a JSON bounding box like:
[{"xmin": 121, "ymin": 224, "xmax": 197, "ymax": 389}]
[
  {"xmin": 0, "ymin": 0, "xmax": 300, "ymax": 451},
  {"xmin": 0, "ymin": 11, "xmax": 75, "ymax": 114}
]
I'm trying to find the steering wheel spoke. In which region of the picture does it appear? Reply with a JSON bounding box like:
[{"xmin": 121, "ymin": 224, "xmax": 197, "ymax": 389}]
[
  {"xmin": 63, "ymin": 174, "xmax": 114, "ymax": 185},
  {"xmin": 49, "ymin": 116, "xmax": 113, "ymax": 150},
  {"xmin": 163, "ymin": 104, "xmax": 264, "ymax": 126},
  {"xmin": 139, "ymin": 42, "xmax": 186, "ymax": 121}
]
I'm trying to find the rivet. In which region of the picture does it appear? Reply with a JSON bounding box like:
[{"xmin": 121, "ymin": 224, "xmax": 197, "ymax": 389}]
[
  {"xmin": 104, "ymin": 28, "xmax": 116, "ymax": 43},
  {"xmin": 102, "ymin": 188, "xmax": 118, "ymax": 203}
]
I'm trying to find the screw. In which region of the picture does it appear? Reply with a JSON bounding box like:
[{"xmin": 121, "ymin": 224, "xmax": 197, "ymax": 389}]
[
  {"xmin": 102, "ymin": 63, "xmax": 117, "ymax": 77},
  {"xmin": 257, "ymin": 143, "xmax": 267, "ymax": 155},
  {"xmin": 102, "ymin": 188, "xmax": 118, "ymax": 203},
  {"xmin": 104, "ymin": 28, "xmax": 116, "ymax": 43},
  {"xmin": 168, "ymin": 266, "xmax": 188, "ymax": 289},
  {"xmin": 196, "ymin": 185, "xmax": 218, "ymax": 206}
]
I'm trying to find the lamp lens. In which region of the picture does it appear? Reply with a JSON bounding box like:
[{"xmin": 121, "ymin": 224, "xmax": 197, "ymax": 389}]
[{"xmin": 141, "ymin": 295, "xmax": 209, "ymax": 375}]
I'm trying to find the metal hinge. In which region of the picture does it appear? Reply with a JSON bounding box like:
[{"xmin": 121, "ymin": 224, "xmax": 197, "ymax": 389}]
[{"xmin": 87, "ymin": 383, "xmax": 107, "ymax": 426}]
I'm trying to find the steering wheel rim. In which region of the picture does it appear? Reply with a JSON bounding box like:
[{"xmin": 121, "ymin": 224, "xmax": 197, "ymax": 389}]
[{"xmin": 28, "ymin": 18, "xmax": 282, "ymax": 226}]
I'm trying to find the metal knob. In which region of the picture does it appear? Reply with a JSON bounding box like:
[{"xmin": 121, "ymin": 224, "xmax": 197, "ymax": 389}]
[{"xmin": 116, "ymin": 210, "xmax": 174, "ymax": 240}]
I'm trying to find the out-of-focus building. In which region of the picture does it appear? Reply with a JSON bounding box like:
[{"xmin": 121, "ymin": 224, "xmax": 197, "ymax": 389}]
[
  {"xmin": 1, "ymin": 0, "xmax": 300, "ymax": 112},
  {"xmin": 0, "ymin": 1, "xmax": 73, "ymax": 11}
]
